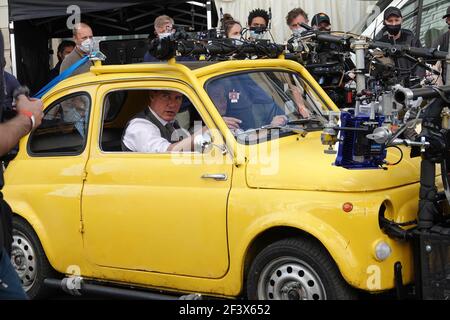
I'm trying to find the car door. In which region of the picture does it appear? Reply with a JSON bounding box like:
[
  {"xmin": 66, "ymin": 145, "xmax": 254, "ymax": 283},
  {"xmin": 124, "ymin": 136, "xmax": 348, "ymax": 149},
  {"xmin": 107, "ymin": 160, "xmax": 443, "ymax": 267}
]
[
  {"xmin": 81, "ymin": 81, "xmax": 232, "ymax": 279},
  {"xmin": 4, "ymin": 87, "xmax": 95, "ymax": 272}
]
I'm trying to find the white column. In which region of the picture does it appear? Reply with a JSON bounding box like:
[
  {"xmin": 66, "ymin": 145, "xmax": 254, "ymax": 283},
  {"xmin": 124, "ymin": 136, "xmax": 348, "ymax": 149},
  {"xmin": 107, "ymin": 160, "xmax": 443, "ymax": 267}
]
[
  {"xmin": 9, "ymin": 21, "xmax": 17, "ymax": 77},
  {"xmin": 207, "ymin": 1, "xmax": 213, "ymax": 30}
]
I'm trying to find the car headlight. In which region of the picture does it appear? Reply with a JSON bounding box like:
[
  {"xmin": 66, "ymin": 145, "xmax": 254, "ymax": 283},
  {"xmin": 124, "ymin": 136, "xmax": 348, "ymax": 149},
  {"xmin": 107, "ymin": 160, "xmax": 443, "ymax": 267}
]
[{"xmin": 374, "ymin": 241, "xmax": 392, "ymax": 261}]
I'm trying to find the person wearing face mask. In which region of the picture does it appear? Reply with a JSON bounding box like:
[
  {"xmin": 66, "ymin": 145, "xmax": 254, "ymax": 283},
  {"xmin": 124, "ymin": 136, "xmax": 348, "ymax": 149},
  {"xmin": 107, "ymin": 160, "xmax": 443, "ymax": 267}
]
[
  {"xmin": 60, "ymin": 23, "xmax": 94, "ymax": 76},
  {"xmin": 144, "ymin": 15, "xmax": 194, "ymax": 62},
  {"xmin": 222, "ymin": 14, "xmax": 242, "ymax": 40},
  {"xmin": 374, "ymin": 7, "xmax": 424, "ymax": 86},
  {"xmin": 286, "ymin": 8, "xmax": 309, "ymax": 37},
  {"xmin": 247, "ymin": 9, "xmax": 270, "ymax": 41},
  {"xmin": 432, "ymin": 6, "xmax": 450, "ymax": 84},
  {"xmin": 144, "ymin": 15, "xmax": 175, "ymax": 62},
  {"xmin": 311, "ymin": 13, "xmax": 331, "ymax": 32}
]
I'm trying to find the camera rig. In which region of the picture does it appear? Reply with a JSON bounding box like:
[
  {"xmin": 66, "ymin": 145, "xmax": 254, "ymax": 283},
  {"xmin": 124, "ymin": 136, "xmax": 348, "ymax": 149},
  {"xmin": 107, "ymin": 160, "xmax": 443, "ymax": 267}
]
[
  {"xmin": 148, "ymin": 29, "xmax": 450, "ymax": 173},
  {"xmin": 148, "ymin": 26, "xmax": 285, "ymax": 61},
  {"xmin": 148, "ymin": 30, "xmax": 450, "ymax": 298},
  {"xmin": 307, "ymin": 31, "xmax": 450, "ymax": 299}
]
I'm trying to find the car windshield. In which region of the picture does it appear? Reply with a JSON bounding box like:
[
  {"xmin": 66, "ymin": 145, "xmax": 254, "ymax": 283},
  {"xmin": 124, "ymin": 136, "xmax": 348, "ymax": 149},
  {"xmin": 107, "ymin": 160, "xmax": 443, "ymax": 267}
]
[{"xmin": 205, "ymin": 70, "xmax": 329, "ymax": 142}]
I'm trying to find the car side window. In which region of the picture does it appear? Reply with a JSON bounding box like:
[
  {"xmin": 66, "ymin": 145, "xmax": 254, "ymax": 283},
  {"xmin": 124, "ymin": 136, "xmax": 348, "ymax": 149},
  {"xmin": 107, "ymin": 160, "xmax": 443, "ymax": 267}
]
[
  {"xmin": 100, "ymin": 89, "xmax": 203, "ymax": 153},
  {"xmin": 28, "ymin": 93, "xmax": 91, "ymax": 156}
]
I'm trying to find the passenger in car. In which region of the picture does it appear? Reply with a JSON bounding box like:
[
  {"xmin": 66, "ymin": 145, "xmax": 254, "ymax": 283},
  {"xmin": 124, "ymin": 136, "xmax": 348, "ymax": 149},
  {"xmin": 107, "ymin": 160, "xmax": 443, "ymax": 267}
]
[
  {"xmin": 121, "ymin": 90, "xmax": 203, "ymax": 153},
  {"xmin": 61, "ymin": 95, "xmax": 89, "ymax": 138},
  {"xmin": 208, "ymin": 81, "xmax": 287, "ymax": 132}
]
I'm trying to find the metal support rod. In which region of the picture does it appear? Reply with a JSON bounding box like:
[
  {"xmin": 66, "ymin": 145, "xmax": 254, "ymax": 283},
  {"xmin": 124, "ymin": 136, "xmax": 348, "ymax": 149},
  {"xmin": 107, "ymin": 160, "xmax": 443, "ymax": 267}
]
[
  {"xmin": 44, "ymin": 278, "xmax": 179, "ymax": 300},
  {"xmin": 394, "ymin": 85, "xmax": 450, "ymax": 105},
  {"xmin": 8, "ymin": 21, "xmax": 17, "ymax": 77},
  {"xmin": 446, "ymin": 33, "xmax": 450, "ymax": 85},
  {"xmin": 352, "ymin": 39, "xmax": 368, "ymax": 93}
]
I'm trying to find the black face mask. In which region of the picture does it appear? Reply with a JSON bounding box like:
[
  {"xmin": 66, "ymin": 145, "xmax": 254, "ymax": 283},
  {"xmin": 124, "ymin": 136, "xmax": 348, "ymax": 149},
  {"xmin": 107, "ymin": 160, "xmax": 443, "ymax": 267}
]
[
  {"xmin": 249, "ymin": 26, "xmax": 267, "ymax": 34},
  {"xmin": 385, "ymin": 24, "xmax": 401, "ymax": 36}
]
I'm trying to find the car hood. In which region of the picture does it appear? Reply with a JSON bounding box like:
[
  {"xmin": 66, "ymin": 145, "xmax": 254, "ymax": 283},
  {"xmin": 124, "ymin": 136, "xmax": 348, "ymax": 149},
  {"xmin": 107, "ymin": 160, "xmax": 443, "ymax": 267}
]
[{"xmin": 245, "ymin": 132, "xmax": 421, "ymax": 192}]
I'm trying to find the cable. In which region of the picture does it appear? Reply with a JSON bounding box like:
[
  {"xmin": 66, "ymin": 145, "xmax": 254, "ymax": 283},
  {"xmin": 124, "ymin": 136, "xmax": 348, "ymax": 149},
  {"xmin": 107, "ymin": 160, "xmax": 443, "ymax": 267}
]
[
  {"xmin": 386, "ymin": 145, "xmax": 403, "ymax": 166},
  {"xmin": 380, "ymin": 215, "xmax": 417, "ymax": 227},
  {"xmin": 432, "ymin": 86, "xmax": 450, "ymax": 103}
]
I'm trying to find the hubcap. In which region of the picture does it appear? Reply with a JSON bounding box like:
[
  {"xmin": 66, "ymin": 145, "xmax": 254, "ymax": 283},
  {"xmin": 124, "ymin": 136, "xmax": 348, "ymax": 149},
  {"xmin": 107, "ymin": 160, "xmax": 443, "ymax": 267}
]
[
  {"xmin": 11, "ymin": 231, "xmax": 37, "ymax": 292},
  {"xmin": 257, "ymin": 257, "xmax": 326, "ymax": 300}
]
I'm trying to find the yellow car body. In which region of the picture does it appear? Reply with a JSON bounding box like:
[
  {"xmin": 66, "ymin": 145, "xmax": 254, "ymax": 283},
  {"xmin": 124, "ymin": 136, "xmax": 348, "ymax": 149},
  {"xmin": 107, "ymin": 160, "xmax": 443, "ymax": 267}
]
[{"xmin": 3, "ymin": 58, "xmax": 424, "ymax": 299}]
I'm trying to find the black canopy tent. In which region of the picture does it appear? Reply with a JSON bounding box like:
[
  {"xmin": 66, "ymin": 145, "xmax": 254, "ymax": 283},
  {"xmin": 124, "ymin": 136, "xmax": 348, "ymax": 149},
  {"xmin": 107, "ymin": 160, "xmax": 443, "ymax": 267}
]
[{"xmin": 7, "ymin": 0, "xmax": 217, "ymax": 93}]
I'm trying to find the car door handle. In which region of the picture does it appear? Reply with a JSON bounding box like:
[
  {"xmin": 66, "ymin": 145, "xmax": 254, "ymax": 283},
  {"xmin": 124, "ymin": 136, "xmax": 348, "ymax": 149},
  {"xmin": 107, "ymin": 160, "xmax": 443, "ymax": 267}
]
[{"xmin": 201, "ymin": 174, "xmax": 228, "ymax": 181}]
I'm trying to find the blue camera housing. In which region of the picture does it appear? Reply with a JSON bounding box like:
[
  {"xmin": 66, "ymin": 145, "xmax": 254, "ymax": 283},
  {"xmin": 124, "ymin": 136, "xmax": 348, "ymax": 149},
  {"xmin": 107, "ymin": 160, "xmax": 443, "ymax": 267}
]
[{"xmin": 335, "ymin": 110, "xmax": 387, "ymax": 169}]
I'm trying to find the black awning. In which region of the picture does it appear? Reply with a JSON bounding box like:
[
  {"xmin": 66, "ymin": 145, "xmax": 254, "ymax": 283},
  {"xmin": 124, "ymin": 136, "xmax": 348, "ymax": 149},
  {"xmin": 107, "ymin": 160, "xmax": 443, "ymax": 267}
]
[{"xmin": 8, "ymin": 0, "xmax": 195, "ymax": 21}]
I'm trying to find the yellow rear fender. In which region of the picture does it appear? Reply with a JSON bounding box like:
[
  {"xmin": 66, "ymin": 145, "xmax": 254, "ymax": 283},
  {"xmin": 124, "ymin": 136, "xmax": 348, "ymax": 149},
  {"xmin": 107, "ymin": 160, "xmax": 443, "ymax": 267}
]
[{"xmin": 8, "ymin": 200, "xmax": 56, "ymax": 267}]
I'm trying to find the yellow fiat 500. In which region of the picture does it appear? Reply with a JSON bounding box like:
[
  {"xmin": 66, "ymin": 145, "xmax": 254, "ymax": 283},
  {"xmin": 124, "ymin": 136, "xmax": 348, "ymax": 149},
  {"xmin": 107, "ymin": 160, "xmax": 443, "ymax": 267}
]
[{"xmin": 3, "ymin": 58, "xmax": 422, "ymax": 299}]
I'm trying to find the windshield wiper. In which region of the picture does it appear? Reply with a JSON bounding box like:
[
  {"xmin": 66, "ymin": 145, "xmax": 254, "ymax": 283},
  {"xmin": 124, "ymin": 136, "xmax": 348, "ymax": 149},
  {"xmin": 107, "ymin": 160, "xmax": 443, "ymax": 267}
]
[
  {"xmin": 236, "ymin": 124, "xmax": 307, "ymax": 137},
  {"xmin": 286, "ymin": 118, "xmax": 323, "ymax": 126}
]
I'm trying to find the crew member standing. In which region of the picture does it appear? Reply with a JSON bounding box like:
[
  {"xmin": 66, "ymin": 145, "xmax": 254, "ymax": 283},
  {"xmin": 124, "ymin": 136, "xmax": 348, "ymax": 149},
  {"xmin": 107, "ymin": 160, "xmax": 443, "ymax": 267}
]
[
  {"xmin": 374, "ymin": 7, "xmax": 424, "ymax": 86},
  {"xmin": 311, "ymin": 13, "xmax": 331, "ymax": 32},
  {"xmin": 432, "ymin": 6, "xmax": 450, "ymax": 84},
  {"xmin": 60, "ymin": 23, "xmax": 94, "ymax": 76}
]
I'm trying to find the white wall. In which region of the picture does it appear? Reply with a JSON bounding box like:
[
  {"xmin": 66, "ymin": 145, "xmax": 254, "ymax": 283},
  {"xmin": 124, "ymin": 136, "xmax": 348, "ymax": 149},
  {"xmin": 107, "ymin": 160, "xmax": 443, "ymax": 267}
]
[
  {"xmin": 215, "ymin": 0, "xmax": 377, "ymax": 42},
  {"xmin": 0, "ymin": 0, "xmax": 10, "ymax": 72}
]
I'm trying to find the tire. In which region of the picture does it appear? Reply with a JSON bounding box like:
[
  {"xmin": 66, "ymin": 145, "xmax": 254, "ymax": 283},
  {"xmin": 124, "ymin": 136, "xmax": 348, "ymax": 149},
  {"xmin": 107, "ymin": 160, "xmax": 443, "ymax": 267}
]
[
  {"xmin": 11, "ymin": 217, "xmax": 57, "ymax": 299},
  {"xmin": 246, "ymin": 237, "xmax": 356, "ymax": 300}
]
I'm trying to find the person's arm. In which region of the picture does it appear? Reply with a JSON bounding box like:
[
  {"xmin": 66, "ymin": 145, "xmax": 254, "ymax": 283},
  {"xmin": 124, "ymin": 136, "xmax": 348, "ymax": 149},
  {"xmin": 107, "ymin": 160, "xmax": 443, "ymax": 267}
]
[
  {"xmin": 431, "ymin": 33, "xmax": 443, "ymax": 49},
  {"xmin": 59, "ymin": 54, "xmax": 73, "ymax": 74},
  {"xmin": 122, "ymin": 119, "xmax": 171, "ymax": 153},
  {"xmin": 123, "ymin": 119, "xmax": 208, "ymax": 153},
  {"xmin": 167, "ymin": 136, "xmax": 194, "ymax": 152},
  {"xmin": 167, "ymin": 126, "xmax": 208, "ymax": 152},
  {"xmin": 222, "ymin": 116, "xmax": 242, "ymax": 129},
  {"xmin": 0, "ymin": 115, "xmax": 33, "ymax": 156},
  {"xmin": 0, "ymin": 95, "xmax": 43, "ymax": 156},
  {"xmin": 414, "ymin": 36, "xmax": 422, "ymax": 48}
]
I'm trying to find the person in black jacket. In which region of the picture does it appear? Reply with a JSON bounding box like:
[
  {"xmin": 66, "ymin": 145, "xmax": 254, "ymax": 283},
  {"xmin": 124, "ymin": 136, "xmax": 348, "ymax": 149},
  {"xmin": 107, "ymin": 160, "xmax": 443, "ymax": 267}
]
[
  {"xmin": 0, "ymin": 32, "xmax": 44, "ymax": 299},
  {"xmin": 432, "ymin": 6, "xmax": 450, "ymax": 84},
  {"xmin": 374, "ymin": 7, "xmax": 425, "ymax": 86}
]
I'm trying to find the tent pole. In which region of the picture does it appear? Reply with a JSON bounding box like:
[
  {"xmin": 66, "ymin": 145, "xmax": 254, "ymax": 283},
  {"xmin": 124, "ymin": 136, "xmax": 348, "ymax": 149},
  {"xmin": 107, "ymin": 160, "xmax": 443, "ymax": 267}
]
[
  {"xmin": 206, "ymin": 1, "xmax": 212, "ymax": 30},
  {"xmin": 8, "ymin": 21, "xmax": 17, "ymax": 77}
]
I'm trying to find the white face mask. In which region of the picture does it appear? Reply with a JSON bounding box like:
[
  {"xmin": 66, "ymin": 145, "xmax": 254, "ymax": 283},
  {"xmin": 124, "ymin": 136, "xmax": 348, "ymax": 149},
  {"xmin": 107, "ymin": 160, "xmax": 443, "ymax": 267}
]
[
  {"xmin": 79, "ymin": 38, "xmax": 94, "ymax": 54},
  {"xmin": 229, "ymin": 34, "xmax": 241, "ymax": 40},
  {"xmin": 292, "ymin": 27, "xmax": 307, "ymax": 37},
  {"xmin": 158, "ymin": 32, "xmax": 173, "ymax": 39}
]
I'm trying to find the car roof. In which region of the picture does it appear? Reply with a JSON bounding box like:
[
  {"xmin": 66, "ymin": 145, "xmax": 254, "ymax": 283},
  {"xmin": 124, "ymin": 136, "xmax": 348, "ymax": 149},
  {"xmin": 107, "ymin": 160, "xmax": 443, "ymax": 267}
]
[
  {"xmin": 42, "ymin": 59, "xmax": 292, "ymax": 100},
  {"xmin": 158, "ymin": 61, "xmax": 221, "ymax": 70}
]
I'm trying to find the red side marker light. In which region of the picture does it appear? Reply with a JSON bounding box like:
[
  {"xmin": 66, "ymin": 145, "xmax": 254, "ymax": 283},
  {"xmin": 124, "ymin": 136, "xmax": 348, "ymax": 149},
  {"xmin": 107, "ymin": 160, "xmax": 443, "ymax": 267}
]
[{"xmin": 343, "ymin": 202, "xmax": 353, "ymax": 213}]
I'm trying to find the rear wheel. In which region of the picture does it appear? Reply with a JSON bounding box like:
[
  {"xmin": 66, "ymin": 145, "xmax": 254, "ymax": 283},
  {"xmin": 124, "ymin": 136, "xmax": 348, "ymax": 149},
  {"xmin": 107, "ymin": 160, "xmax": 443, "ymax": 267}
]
[
  {"xmin": 246, "ymin": 238, "xmax": 356, "ymax": 300},
  {"xmin": 12, "ymin": 217, "xmax": 57, "ymax": 299}
]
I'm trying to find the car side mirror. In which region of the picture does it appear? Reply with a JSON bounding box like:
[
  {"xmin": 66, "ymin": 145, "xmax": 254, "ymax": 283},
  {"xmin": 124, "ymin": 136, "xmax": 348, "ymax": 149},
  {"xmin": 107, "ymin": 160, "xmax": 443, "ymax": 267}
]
[{"xmin": 194, "ymin": 131, "xmax": 213, "ymax": 153}]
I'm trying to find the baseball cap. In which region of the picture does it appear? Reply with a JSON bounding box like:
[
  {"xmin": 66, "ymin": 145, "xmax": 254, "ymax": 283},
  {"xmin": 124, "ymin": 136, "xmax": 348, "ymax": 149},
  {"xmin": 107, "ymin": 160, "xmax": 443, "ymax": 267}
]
[
  {"xmin": 443, "ymin": 6, "xmax": 450, "ymax": 19},
  {"xmin": 384, "ymin": 7, "xmax": 402, "ymax": 20},
  {"xmin": 311, "ymin": 13, "xmax": 330, "ymax": 27}
]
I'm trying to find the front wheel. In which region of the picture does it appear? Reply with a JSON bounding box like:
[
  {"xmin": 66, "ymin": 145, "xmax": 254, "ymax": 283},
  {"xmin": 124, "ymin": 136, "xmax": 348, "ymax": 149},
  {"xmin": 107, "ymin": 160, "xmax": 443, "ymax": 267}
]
[
  {"xmin": 246, "ymin": 238, "xmax": 356, "ymax": 300},
  {"xmin": 12, "ymin": 217, "xmax": 57, "ymax": 299}
]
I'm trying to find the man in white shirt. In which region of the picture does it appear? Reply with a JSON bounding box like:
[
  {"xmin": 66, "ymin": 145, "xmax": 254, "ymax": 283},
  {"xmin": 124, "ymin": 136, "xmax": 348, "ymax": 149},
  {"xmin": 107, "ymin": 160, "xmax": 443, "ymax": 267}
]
[{"xmin": 122, "ymin": 90, "xmax": 198, "ymax": 153}]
